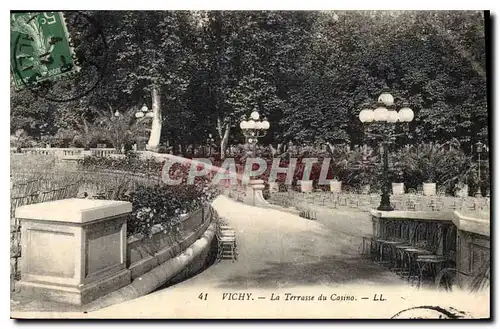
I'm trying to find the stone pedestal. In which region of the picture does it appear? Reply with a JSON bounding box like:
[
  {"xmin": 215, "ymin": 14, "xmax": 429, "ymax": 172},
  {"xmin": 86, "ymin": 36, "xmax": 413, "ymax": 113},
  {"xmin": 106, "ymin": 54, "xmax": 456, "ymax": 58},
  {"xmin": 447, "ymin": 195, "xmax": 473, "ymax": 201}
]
[
  {"xmin": 243, "ymin": 179, "xmax": 269, "ymax": 206},
  {"xmin": 16, "ymin": 198, "xmax": 132, "ymax": 305}
]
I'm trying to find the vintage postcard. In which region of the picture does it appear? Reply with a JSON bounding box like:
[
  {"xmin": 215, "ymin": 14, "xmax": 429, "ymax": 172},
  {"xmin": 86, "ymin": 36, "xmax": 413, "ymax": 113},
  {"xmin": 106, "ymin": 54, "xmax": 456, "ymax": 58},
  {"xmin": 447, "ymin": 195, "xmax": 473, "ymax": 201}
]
[{"xmin": 9, "ymin": 10, "xmax": 490, "ymax": 319}]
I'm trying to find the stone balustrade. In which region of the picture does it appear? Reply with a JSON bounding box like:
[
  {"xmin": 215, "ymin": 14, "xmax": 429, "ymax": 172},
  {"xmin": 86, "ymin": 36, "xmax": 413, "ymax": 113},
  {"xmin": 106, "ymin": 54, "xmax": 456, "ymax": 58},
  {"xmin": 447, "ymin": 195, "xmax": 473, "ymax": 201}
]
[{"xmin": 11, "ymin": 147, "xmax": 118, "ymax": 158}]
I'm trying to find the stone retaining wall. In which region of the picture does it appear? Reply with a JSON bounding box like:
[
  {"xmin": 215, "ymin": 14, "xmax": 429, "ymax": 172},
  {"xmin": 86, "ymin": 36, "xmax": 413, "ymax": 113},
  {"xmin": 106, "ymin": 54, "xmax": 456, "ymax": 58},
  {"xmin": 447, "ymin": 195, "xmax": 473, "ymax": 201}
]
[
  {"xmin": 84, "ymin": 221, "xmax": 217, "ymax": 312},
  {"xmin": 127, "ymin": 206, "xmax": 212, "ymax": 280}
]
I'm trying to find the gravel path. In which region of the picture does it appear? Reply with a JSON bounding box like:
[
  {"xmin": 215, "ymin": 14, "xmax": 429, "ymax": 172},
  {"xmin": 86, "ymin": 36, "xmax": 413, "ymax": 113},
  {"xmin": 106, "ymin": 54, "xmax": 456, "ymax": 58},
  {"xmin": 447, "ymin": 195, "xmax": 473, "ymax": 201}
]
[
  {"xmin": 88, "ymin": 195, "xmax": 404, "ymax": 318},
  {"xmin": 183, "ymin": 196, "xmax": 402, "ymax": 289}
]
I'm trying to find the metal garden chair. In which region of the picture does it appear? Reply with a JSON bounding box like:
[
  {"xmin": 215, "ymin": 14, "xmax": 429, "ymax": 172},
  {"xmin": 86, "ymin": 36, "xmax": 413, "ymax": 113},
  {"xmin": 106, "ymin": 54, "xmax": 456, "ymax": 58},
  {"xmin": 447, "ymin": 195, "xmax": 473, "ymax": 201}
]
[
  {"xmin": 415, "ymin": 225, "xmax": 456, "ymax": 288},
  {"xmin": 216, "ymin": 224, "xmax": 238, "ymax": 261},
  {"xmin": 400, "ymin": 222, "xmax": 444, "ymax": 284}
]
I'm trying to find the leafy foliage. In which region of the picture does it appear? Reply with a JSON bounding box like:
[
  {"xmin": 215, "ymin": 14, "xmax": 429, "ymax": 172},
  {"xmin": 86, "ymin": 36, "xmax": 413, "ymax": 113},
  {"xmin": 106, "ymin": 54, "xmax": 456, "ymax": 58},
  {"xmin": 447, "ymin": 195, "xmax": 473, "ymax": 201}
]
[
  {"xmin": 77, "ymin": 154, "xmax": 163, "ymax": 176},
  {"xmin": 119, "ymin": 183, "xmax": 217, "ymax": 237},
  {"xmin": 10, "ymin": 11, "xmax": 488, "ymax": 157},
  {"xmin": 394, "ymin": 142, "xmax": 477, "ymax": 192}
]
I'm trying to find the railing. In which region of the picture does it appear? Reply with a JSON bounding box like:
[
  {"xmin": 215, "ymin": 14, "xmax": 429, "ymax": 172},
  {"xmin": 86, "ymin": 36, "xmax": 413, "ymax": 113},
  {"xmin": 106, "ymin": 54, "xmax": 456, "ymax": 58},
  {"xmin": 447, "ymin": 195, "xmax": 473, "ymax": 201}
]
[
  {"xmin": 91, "ymin": 148, "xmax": 117, "ymax": 157},
  {"xmin": 11, "ymin": 147, "xmax": 117, "ymax": 157}
]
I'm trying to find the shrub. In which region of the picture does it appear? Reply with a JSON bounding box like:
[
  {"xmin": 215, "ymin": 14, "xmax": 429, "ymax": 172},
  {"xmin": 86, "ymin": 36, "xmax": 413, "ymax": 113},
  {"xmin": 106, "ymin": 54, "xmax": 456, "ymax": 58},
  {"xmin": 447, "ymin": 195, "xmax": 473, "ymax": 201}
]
[
  {"xmin": 77, "ymin": 154, "xmax": 163, "ymax": 177},
  {"xmin": 77, "ymin": 154, "xmax": 220, "ymax": 237},
  {"xmin": 119, "ymin": 183, "xmax": 218, "ymax": 237},
  {"xmin": 397, "ymin": 143, "xmax": 475, "ymax": 192}
]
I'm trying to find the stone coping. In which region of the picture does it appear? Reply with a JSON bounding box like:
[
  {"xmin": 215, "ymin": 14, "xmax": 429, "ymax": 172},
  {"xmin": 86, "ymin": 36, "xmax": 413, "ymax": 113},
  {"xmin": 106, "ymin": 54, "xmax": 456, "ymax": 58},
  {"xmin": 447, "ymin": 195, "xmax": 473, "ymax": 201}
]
[
  {"xmin": 453, "ymin": 211, "xmax": 490, "ymax": 237},
  {"xmin": 15, "ymin": 198, "xmax": 132, "ymax": 224},
  {"xmin": 370, "ymin": 209, "xmax": 454, "ymax": 222},
  {"xmin": 370, "ymin": 209, "xmax": 490, "ymax": 237},
  {"xmin": 455, "ymin": 210, "xmax": 490, "ymax": 221}
]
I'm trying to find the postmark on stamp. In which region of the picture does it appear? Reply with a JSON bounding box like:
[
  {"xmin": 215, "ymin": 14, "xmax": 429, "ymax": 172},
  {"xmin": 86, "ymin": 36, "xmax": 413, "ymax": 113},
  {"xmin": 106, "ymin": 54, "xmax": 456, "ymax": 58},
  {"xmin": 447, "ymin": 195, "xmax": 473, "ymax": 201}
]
[
  {"xmin": 10, "ymin": 11, "xmax": 108, "ymax": 102},
  {"xmin": 10, "ymin": 12, "xmax": 79, "ymax": 89}
]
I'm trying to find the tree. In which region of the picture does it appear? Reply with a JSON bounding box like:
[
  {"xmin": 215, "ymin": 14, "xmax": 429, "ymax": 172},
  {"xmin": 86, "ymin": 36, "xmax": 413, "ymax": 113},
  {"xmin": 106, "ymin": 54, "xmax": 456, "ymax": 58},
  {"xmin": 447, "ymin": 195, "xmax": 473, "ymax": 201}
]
[
  {"xmin": 10, "ymin": 10, "xmax": 488, "ymax": 154},
  {"xmin": 195, "ymin": 11, "xmax": 318, "ymax": 157},
  {"xmin": 71, "ymin": 11, "xmax": 199, "ymax": 152}
]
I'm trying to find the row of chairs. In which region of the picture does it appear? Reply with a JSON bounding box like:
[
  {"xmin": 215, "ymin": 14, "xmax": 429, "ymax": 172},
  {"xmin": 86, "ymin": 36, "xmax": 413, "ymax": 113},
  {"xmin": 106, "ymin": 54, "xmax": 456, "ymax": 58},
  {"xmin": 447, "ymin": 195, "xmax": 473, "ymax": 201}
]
[
  {"xmin": 271, "ymin": 191, "xmax": 490, "ymax": 213},
  {"xmin": 268, "ymin": 193, "xmax": 317, "ymax": 219},
  {"xmin": 362, "ymin": 220, "xmax": 456, "ymax": 288}
]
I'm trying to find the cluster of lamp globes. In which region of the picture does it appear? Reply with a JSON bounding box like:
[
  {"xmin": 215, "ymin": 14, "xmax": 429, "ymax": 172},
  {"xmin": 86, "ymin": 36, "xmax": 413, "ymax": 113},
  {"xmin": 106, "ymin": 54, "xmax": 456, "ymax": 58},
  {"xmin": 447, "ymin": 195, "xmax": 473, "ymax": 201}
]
[
  {"xmin": 134, "ymin": 104, "xmax": 154, "ymax": 119},
  {"xmin": 359, "ymin": 93, "xmax": 414, "ymax": 123},
  {"xmin": 113, "ymin": 105, "xmax": 154, "ymax": 119},
  {"xmin": 239, "ymin": 110, "xmax": 271, "ymax": 130}
]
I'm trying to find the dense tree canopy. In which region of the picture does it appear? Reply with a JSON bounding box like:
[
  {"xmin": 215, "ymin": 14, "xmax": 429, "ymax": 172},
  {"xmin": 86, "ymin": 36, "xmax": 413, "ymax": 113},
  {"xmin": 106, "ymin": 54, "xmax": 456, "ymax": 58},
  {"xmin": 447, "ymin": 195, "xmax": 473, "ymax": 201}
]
[{"xmin": 10, "ymin": 10, "xmax": 489, "ymax": 153}]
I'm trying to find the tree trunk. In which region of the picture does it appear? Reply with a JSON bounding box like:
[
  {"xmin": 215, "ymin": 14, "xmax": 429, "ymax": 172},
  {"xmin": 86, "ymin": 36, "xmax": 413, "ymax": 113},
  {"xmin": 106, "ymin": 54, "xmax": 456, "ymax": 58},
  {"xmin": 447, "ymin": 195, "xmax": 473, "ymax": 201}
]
[
  {"xmin": 147, "ymin": 86, "xmax": 162, "ymax": 152},
  {"xmin": 270, "ymin": 144, "xmax": 277, "ymax": 158},
  {"xmin": 220, "ymin": 123, "xmax": 230, "ymax": 159},
  {"xmin": 216, "ymin": 115, "xmax": 223, "ymax": 140}
]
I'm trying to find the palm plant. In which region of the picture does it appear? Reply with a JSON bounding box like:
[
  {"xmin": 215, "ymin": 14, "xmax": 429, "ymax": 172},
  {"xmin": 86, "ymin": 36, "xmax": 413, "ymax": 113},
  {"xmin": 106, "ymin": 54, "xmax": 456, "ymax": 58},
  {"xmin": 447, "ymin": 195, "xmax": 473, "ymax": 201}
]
[
  {"xmin": 71, "ymin": 118, "xmax": 103, "ymax": 150},
  {"xmin": 94, "ymin": 106, "xmax": 147, "ymax": 153},
  {"xmin": 326, "ymin": 143, "xmax": 349, "ymax": 181},
  {"xmin": 400, "ymin": 142, "xmax": 473, "ymax": 191},
  {"xmin": 345, "ymin": 145, "xmax": 379, "ymax": 190}
]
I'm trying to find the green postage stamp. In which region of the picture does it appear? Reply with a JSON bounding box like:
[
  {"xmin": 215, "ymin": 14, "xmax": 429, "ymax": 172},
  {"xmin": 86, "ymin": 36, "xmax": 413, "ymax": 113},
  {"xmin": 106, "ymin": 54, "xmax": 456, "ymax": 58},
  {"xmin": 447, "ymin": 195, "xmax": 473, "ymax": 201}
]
[{"xmin": 10, "ymin": 12, "xmax": 79, "ymax": 89}]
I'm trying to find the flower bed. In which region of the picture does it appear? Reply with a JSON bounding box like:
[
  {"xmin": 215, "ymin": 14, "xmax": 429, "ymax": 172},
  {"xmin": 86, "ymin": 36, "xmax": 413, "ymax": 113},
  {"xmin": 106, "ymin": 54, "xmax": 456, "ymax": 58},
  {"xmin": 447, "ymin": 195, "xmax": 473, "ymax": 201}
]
[
  {"xmin": 77, "ymin": 153, "xmax": 164, "ymax": 177},
  {"xmin": 118, "ymin": 183, "xmax": 218, "ymax": 238},
  {"xmin": 76, "ymin": 154, "xmax": 220, "ymax": 237}
]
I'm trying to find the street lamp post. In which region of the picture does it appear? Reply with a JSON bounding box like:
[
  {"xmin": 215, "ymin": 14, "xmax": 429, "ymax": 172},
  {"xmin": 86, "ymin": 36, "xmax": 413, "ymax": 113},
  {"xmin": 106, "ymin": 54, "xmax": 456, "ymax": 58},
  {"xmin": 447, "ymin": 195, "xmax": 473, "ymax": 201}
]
[
  {"xmin": 239, "ymin": 110, "xmax": 270, "ymax": 157},
  {"xmin": 207, "ymin": 133, "xmax": 215, "ymax": 156},
  {"xmin": 135, "ymin": 104, "xmax": 154, "ymax": 150},
  {"xmin": 475, "ymin": 141, "xmax": 486, "ymax": 197},
  {"xmin": 239, "ymin": 110, "xmax": 270, "ymax": 206},
  {"xmin": 359, "ymin": 92, "xmax": 414, "ymax": 211}
]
